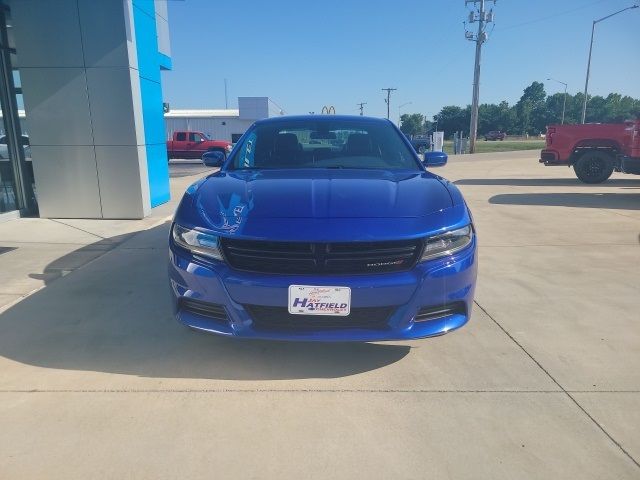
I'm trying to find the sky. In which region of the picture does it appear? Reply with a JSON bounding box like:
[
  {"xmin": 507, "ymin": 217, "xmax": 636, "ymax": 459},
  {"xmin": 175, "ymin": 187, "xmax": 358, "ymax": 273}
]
[{"xmin": 162, "ymin": 0, "xmax": 640, "ymax": 120}]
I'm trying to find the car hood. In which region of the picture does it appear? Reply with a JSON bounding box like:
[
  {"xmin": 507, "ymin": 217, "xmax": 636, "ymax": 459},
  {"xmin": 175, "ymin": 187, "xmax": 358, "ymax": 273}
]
[
  {"xmin": 174, "ymin": 169, "xmax": 468, "ymax": 242},
  {"xmin": 193, "ymin": 169, "xmax": 451, "ymax": 219}
]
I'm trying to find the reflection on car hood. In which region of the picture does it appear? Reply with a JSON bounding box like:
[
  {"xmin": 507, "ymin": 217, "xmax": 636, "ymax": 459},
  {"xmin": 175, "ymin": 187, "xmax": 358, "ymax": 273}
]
[
  {"xmin": 194, "ymin": 169, "xmax": 451, "ymax": 219},
  {"xmin": 173, "ymin": 169, "xmax": 467, "ymax": 241}
]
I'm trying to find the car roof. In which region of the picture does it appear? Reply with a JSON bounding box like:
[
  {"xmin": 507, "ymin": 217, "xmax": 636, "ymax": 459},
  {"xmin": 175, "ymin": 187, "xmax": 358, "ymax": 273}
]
[{"xmin": 252, "ymin": 115, "xmax": 394, "ymax": 127}]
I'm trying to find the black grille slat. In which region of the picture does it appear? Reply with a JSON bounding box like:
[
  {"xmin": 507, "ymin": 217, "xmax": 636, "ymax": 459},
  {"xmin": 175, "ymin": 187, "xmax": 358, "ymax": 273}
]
[
  {"xmin": 245, "ymin": 305, "xmax": 394, "ymax": 331},
  {"xmin": 326, "ymin": 247, "xmax": 418, "ymax": 257},
  {"xmin": 327, "ymin": 253, "xmax": 416, "ymax": 262},
  {"xmin": 221, "ymin": 238, "xmax": 423, "ymax": 274},
  {"xmin": 225, "ymin": 246, "xmax": 314, "ymax": 257}
]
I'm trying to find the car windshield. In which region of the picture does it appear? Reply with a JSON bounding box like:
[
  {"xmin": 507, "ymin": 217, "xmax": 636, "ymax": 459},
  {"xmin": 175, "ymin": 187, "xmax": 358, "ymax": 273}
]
[{"xmin": 230, "ymin": 119, "xmax": 421, "ymax": 170}]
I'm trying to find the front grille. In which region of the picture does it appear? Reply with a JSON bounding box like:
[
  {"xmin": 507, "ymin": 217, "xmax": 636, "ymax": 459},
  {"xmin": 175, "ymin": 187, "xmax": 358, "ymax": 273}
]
[
  {"xmin": 245, "ymin": 304, "xmax": 395, "ymax": 331},
  {"xmin": 220, "ymin": 238, "xmax": 423, "ymax": 274},
  {"xmin": 179, "ymin": 298, "xmax": 228, "ymax": 322},
  {"xmin": 415, "ymin": 302, "xmax": 466, "ymax": 322}
]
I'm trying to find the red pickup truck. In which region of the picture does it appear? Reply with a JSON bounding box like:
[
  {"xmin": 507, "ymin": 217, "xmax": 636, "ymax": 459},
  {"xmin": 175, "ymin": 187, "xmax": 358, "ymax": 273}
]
[
  {"xmin": 540, "ymin": 120, "xmax": 640, "ymax": 183},
  {"xmin": 167, "ymin": 131, "xmax": 232, "ymax": 160}
]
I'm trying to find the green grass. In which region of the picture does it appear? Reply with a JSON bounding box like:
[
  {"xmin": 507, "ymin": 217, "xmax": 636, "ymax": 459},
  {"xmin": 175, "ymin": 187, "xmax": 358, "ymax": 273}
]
[{"xmin": 442, "ymin": 139, "xmax": 545, "ymax": 155}]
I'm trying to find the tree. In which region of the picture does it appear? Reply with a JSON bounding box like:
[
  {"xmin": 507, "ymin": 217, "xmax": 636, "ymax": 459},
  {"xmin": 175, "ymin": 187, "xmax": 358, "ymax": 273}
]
[
  {"xmin": 433, "ymin": 106, "xmax": 470, "ymax": 138},
  {"xmin": 477, "ymin": 101, "xmax": 515, "ymax": 134},
  {"xmin": 545, "ymin": 93, "xmax": 566, "ymax": 125},
  {"xmin": 399, "ymin": 113, "xmax": 426, "ymax": 137},
  {"xmin": 424, "ymin": 81, "xmax": 638, "ymax": 138},
  {"xmin": 516, "ymin": 81, "xmax": 547, "ymax": 134}
]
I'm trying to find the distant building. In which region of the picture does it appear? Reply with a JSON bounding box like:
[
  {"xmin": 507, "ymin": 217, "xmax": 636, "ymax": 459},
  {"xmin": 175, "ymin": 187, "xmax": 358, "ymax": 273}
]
[{"xmin": 164, "ymin": 97, "xmax": 282, "ymax": 143}]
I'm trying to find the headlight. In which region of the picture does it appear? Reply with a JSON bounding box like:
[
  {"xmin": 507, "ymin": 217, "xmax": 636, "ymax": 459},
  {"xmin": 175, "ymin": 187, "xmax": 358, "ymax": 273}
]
[
  {"xmin": 171, "ymin": 224, "xmax": 224, "ymax": 261},
  {"xmin": 225, "ymin": 144, "xmax": 233, "ymax": 152},
  {"xmin": 421, "ymin": 225, "xmax": 473, "ymax": 261}
]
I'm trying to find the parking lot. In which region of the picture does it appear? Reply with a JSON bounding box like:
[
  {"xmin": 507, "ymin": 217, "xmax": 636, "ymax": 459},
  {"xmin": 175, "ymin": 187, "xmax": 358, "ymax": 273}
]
[{"xmin": 0, "ymin": 151, "xmax": 638, "ymax": 479}]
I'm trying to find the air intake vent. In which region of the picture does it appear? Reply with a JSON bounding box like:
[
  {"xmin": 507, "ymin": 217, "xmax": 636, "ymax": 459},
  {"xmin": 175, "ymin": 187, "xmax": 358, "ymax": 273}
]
[
  {"xmin": 179, "ymin": 298, "xmax": 228, "ymax": 322},
  {"xmin": 244, "ymin": 305, "xmax": 395, "ymax": 331}
]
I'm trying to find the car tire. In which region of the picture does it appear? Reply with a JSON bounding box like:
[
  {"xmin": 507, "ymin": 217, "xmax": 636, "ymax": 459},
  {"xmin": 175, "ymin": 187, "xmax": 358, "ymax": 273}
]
[
  {"xmin": 574, "ymin": 151, "xmax": 614, "ymax": 184},
  {"xmin": 207, "ymin": 148, "xmax": 226, "ymax": 158}
]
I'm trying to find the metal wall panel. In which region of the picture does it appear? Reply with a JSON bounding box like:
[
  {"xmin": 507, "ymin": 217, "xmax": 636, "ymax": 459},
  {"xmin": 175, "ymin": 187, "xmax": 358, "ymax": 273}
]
[
  {"xmin": 95, "ymin": 145, "xmax": 149, "ymax": 218},
  {"xmin": 29, "ymin": 145, "xmax": 102, "ymax": 218},
  {"xmin": 19, "ymin": 67, "xmax": 94, "ymax": 147}
]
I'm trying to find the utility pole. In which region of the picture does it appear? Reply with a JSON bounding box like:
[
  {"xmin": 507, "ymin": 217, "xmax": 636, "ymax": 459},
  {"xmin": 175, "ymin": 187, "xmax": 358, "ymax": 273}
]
[
  {"xmin": 382, "ymin": 88, "xmax": 397, "ymax": 120},
  {"xmin": 224, "ymin": 78, "xmax": 229, "ymax": 109},
  {"xmin": 465, "ymin": 0, "xmax": 495, "ymax": 153},
  {"xmin": 357, "ymin": 102, "xmax": 367, "ymax": 116}
]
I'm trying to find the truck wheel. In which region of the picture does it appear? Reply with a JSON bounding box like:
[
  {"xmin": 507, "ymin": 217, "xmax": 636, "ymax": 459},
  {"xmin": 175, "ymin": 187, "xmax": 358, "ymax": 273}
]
[{"xmin": 574, "ymin": 151, "xmax": 614, "ymax": 184}]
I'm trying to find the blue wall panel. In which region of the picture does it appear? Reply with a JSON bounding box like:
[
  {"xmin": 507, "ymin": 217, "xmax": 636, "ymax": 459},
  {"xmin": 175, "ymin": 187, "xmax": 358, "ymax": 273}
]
[{"xmin": 133, "ymin": 0, "xmax": 170, "ymax": 207}]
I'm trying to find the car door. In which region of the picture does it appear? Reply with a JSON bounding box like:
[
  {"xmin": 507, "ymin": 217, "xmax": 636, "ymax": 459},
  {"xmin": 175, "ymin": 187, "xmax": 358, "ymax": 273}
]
[
  {"xmin": 173, "ymin": 131, "xmax": 188, "ymax": 157},
  {"xmin": 186, "ymin": 133, "xmax": 206, "ymax": 158}
]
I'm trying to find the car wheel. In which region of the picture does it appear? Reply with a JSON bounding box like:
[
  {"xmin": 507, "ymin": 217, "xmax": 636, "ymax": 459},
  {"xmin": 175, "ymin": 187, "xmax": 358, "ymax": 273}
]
[{"xmin": 574, "ymin": 151, "xmax": 614, "ymax": 184}]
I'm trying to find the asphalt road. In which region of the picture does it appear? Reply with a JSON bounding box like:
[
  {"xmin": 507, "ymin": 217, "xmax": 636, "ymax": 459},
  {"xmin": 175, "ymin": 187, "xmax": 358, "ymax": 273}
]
[{"xmin": 0, "ymin": 151, "xmax": 638, "ymax": 479}]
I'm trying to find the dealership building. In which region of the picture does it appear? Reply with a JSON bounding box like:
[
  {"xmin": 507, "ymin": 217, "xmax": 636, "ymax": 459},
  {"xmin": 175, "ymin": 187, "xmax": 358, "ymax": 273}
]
[{"xmin": 0, "ymin": 0, "xmax": 173, "ymax": 222}]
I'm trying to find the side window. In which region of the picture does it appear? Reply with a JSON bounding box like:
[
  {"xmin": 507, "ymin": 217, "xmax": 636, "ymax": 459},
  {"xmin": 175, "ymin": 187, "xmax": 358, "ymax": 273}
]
[
  {"xmin": 176, "ymin": 132, "xmax": 186, "ymax": 141},
  {"xmin": 188, "ymin": 133, "xmax": 198, "ymax": 142}
]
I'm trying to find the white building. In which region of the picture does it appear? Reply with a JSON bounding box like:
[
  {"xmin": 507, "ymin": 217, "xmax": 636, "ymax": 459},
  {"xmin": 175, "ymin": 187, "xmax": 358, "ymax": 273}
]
[{"xmin": 164, "ymin": 97, "xmax": 282, "ymax": 143}]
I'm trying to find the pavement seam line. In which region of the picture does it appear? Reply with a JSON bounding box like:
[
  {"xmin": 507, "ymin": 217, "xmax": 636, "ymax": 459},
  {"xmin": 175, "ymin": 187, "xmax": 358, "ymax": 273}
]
[
  {"xmin": 0, "ymin": 389, "xmax": 589, "ymax": 394},
  {"xmin": 1, "ymin": 390, "xmax": 638, "ymax": 394},
  {"xmin": 474, "ymin": 300, "xmax": 640, "ymax": 470},
  {"xmin": 49, "ymin": 219, "xmax": 109, "ymax": 241}
]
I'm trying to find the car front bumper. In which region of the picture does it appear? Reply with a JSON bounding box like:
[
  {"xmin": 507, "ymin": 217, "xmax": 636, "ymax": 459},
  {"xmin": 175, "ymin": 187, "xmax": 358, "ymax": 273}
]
[{"xmin": 168, "ymin": 239, "xmax": 477, "ymax": 341}]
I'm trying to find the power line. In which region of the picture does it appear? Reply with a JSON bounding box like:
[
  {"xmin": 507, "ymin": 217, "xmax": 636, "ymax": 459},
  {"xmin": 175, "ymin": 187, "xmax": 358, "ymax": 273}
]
[
  {"xmin": 357, "ymin": 102, "xmax": 367, "ymax": 116},
  {"xmin": 495, "ymin": 0, "xmax": 612, "ymax": 32},
  {"xmin": 381, "ymin": 88, "xmax": 397, "ymax": 120},
  {"xmin": 465, "ymin": 0, "xmax": 496, "ymax": 154}
]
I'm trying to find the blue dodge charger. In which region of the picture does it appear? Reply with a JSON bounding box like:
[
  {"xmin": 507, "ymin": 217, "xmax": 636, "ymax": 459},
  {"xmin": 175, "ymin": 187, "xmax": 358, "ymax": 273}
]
[{"xmin": 169, "ymin": 115, "xmax": 477, "ymax": 341}]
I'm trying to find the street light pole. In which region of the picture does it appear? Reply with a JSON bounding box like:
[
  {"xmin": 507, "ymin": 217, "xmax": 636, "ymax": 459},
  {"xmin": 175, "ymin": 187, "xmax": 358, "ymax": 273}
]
[
  {"xmin": 581, "ymin": 5, "xmax": 638, "ymax": 123},
  {"xmin": 398, "ymin": 101, "xmax": 412, "ymax": 126},
  {"xmin": 547, "ymin": 77, "xmax": 568, "ymax": 125}
]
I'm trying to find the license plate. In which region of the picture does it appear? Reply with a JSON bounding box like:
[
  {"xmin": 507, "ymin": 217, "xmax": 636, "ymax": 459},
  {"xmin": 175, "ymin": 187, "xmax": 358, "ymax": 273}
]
[{"xmin": 288, "ymin": 285, "xmax": 351, "ymax": 316}]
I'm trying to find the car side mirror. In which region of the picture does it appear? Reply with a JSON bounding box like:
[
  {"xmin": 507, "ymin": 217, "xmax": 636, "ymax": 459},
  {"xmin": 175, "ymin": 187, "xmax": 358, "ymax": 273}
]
[
  {"xmin": 423, "ymin": 151, "xmax": 447, "ymax": 168},
  {"xmin": 202, "ymin": 150, "xmax": 225, "ymax": 167}
]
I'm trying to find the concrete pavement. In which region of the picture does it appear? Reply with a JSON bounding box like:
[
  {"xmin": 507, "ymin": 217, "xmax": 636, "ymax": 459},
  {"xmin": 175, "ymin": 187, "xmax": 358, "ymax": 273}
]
[{"xmin": 0, "ymin": 153, "xmax": 638, "ymax": 479}]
